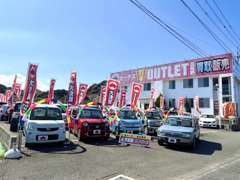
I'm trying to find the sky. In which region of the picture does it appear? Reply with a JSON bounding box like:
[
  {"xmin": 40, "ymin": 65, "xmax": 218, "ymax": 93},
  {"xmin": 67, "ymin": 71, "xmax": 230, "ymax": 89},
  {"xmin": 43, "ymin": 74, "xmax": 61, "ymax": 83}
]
[{"xmin": 0, "ymin": 0, "xmax": 239, "ymax": 91}]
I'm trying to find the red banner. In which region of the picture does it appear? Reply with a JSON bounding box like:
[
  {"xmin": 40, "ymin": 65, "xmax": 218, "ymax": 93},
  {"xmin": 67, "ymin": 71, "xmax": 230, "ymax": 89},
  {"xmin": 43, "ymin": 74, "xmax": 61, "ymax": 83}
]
[
  {"xmin": 105, "ymin": 79, "xmax": 120, "ymax": 107},
  {"xmin": 48, "ymin": 79, "xmax": 56, "ymax": 104},
  {"xmin": 77, "ymin": 83, "xmax": 88, "ymax": 105},
  {"xmin": 67, "ymin": 72, "xmax": 77, "ymax": 106},
  {"xmin": 0, "ymin": 94, "xmax": 6, "ymax": 102},
  {"xmin": 22, "ymin": 64, "xmax": 38, "ymax": 104},
  {"xmin": 130, "ymin": 82, "xmax": 142, "ymax": 109},
  {"xmin": 99, "ymin": 85, "xmax": 106, "ymax": 105},
  {"xmin": 119, "ymin": 89, "xmax": 127, "ymax": 108},
  {"xmin": 194, "ymin": 96, "xmax": 201, "ymax": 114},
  {"xmin": 14, "ymin": 83, "xmax": 22, "ymax": 100}
]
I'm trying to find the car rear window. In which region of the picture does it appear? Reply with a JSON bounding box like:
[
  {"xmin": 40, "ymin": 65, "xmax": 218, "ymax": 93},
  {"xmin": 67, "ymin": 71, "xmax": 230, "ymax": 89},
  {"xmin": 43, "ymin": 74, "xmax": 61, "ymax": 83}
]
[
  {"xmin": 30, "ymin": 107, "xmax": 62, "ymax": 120},
  {"xmin": 79, "ymin": 109, "xmax": 103, "ymax": 119}
]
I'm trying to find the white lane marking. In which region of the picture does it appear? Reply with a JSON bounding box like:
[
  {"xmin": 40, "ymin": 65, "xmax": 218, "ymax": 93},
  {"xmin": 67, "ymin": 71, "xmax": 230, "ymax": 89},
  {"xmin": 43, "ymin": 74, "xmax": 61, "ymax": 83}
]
[
  {"xmin": 171, "ymin": 153, "xmax": 240, "ymax": 180},
  {"xmin": 109, "ymin": 174, "xmax": 135, "ymax": 180}
]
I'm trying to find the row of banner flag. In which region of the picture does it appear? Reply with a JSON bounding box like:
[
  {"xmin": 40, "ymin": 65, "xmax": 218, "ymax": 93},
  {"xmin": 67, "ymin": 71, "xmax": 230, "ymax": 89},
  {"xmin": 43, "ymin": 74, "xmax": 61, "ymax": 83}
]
[{"xmin": 1, "ymin": 63, "xmax": 201, "ymax": 115}]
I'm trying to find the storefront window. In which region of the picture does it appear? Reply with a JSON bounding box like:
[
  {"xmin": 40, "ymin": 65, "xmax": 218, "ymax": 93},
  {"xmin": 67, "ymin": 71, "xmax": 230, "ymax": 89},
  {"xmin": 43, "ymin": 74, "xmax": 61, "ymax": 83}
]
[
  {"xmin": 198, "ymin": 77, "xmax": 209, "ymax": 87},
  {"xmin": 199, "ymin": 98, "xmax": 210, "ymax": 108},
  {"xmin": 143, "ymin": 83, "xmax": 151, "ymax": 91},
  {"xmin": 183, "ymin": 79, "xmax": 193, "ymax": 88},
  {"xmin": 169, "ymin": 80, "xmax": 176, "ymax": 89}
]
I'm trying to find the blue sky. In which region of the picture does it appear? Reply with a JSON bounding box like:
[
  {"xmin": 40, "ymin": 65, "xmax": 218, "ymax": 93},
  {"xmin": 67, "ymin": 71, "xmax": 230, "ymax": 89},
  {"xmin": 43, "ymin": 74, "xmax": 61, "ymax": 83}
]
[{"xmin": 0, "ymin": 0, "xmax": 239, "ymax": 90}]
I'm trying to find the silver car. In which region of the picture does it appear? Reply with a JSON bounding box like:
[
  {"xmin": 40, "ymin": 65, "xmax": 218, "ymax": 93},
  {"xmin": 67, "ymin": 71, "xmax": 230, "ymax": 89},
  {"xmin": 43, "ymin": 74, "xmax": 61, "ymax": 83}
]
[{"xmin": 157, "ymin": 115, "xmax": 200, "ymax": 149}]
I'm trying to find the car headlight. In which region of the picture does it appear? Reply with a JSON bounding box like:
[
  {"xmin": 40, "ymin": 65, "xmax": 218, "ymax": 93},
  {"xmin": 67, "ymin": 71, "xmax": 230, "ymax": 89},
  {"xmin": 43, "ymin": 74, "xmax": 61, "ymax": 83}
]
[
  {"xmin": 28, "ymin": 124, "xmax": 36, "ymax": 130},
  {"xmin": 83, "ymin": 122, "xmax": 88, "ymax": 127},
  {"xmin": 181, "ymin": 133, "xmax": 192, "ymax": 138},
  {"xmin": 158, "ymin": 130, "xmax": 166, "ymax": 136}
]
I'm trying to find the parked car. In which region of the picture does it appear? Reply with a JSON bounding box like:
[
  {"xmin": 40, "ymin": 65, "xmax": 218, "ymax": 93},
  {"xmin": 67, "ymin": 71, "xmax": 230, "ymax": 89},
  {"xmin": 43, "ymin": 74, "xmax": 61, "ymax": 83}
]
[
  {"xmin": 0, "ymin": 104, "xmax": 9, "ymax": 121},
  {"xmin": 199, "ymin": 114, "xmax": 218, "ymax": 128},
  {"xmin": 55, "ymin": 104, "xmax": 67, "ymax": 128},
  {"xmin": 23, "ymin": 104, "xmax": 66, "ymax": 146},
  {"xmin": 69, "ymin": 106, "xmax": 110, "ymax": 141},
  {"xmin": 145, "ymin": 109, "xmax": 163, "ymax": 135},
  {"xmin": 10, "ymin": 102, "xmax": 22, "ymax": 132},
  {"xmin": 112, "ymin": 107, "xmax": 145, "ymax": 138},
  {"xmin": 157, "ymin": 115, "xmax": 200, "ymax": 149}
]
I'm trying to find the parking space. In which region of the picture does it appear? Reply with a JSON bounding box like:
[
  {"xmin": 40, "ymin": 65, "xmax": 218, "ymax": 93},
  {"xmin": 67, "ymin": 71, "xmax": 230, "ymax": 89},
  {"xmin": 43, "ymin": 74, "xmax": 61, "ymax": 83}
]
[{"xmin": 1, "ymin": 127, "xmax": 240, "ymax": 180}]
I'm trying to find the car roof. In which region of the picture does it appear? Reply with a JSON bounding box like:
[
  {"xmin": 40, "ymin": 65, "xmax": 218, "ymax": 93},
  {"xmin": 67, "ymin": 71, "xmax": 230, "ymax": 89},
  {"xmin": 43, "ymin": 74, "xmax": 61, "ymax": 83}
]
[
  {"xmin": 35, "ymin": 104, "xmax": 59, "ymax": 108},
  {"xmin": 168, "ymin": 115, "xmax": 193, "ymax": 119}
]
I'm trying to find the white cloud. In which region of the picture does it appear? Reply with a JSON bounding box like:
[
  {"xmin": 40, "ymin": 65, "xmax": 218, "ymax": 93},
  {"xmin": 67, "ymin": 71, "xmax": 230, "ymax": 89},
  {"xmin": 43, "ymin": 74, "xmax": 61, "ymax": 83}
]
[{"xmin": 0, "ymin": 74, "xmax": 49, "ymax": 91}]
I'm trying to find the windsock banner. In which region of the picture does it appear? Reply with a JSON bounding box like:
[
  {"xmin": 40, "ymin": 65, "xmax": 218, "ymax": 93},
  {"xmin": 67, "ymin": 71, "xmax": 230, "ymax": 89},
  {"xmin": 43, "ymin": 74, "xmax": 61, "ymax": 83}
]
[
  {"xmin": 67, "ymin": 72, "xmax": 77, "ymax": 105},
  {"xmin": 48, "ymin": 79, "xmax": 56, "ymax": 104},
  {"xmin": 194, "ymin": 96, "xmax": 201, "ymax": 114},
  {"xmin": 99, "ymin": 85, "xmax": 106, "ymax": 105},
  {"xmin": 5, "ymin": 90, "xmax": 12, "ymax": 102},
  {"xmin": 22, "ymin": 64, "xmax": 38, "ymax": 104},
  {"xmin": 77, "ymin": 83, "xmax": 88, "ymax": 105},
  {"xmin": 105, "ymin": 79, "xmax": 119, "ymax": 107},
  {"xmin": 119, "ymin": 89, "xmax": 127, "ymax": 108},
  {"xmin": 130, "ymin": 82, "xmax": 142, "ymax": 109}
]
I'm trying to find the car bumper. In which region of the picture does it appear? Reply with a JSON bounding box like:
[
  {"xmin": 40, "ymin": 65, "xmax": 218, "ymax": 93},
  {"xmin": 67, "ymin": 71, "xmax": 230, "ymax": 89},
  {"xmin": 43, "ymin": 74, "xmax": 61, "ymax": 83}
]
[
  {"xmin": 25, "ymin": 130, "xmax": 66, "ymax": 144},
  {"xmin": 81, "ymin": 129, "xmax": 110, "ymax": 139},
  {"xmin": 147, "ymin": 126, "xmax": 159, "ymax": 134},
  {"xmin": 158, "ymin": 135, "xmax": 193, "ymax": 145},
  {"xmin": 199, "ymin": 122, "xmax": 217, "ymax": 128}
]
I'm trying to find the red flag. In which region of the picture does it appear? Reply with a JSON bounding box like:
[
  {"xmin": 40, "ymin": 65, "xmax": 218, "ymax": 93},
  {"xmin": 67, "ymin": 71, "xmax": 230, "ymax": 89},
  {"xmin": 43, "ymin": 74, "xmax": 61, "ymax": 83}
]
[
  {"xmin": 5, "ymin": 90, "xmax": 12, "ymax": 102},
  {"xmin": 67, "ymin": 72, "xmax": 77, "ymax": 106},
  {"xmin": 99, "ymin": 85, "xmax": 106, "ymax": 105},
  {"xmin": 47, "ymin": 79, "xmax": 56, "ymax": 104},
  {"xmin": 130, "ymin": 82, "xmax": 142, "ymax": 109},
  {"xmin": 119, "ymin": 89, "xmax": 127, "ymax": 108},
  {"xmin": 76, "ymin": 83, "xmax": 88, "ymax": 105},
  {"xmin": 22, "ymin": 64, "xmax": 38, "ymax": 104},
  {"xmin": 14, "ymin": 83, "xmax": 22, "ymax": 100},
  {"xmin": 194, "ymin": 96, "xmax": 201, "ymax": 114},
  {"xmin": 105, "ymin": 79, "xmax": 119, "ymax": 107}
]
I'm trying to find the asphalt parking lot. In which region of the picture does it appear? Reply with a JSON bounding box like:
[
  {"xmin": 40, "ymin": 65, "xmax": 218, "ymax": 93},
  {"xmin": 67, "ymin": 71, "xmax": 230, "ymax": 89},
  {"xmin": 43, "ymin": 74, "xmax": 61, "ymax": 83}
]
[{"xmin": 1, "ymin": 128, "xmax": 240, "ymax": 180}]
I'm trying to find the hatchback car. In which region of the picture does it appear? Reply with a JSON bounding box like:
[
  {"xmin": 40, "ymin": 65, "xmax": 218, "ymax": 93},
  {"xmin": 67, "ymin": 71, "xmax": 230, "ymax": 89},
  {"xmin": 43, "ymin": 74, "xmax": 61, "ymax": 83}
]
[
  {"xmin": 157, "ymin": 115, "xmax": 200, "ymax": 149},
  {"xmin": 23, "ymin": 104, "xmax": 66, "ymax": 146}
]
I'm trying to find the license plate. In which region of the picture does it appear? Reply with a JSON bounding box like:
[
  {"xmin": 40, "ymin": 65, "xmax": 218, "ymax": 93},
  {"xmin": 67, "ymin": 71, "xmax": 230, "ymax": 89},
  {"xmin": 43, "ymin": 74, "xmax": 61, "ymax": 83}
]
[
  {"xmin": 93, "ymin": 130, "xmax": 101, "ymax": 134},
  {"xmin": 38, "ymin": 135, "xmax": 48, "ymax": 141},
  {"xmin": 168, "ymin": 138, "xmax": 176, "ymax": 143}
]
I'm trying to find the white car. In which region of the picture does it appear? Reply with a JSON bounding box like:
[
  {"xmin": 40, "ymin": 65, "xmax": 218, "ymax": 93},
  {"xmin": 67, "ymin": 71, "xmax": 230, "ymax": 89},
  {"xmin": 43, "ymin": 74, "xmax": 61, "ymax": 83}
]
[
  {"xmin": 199, "ymin": 114, "xmax": 218, "ymax": 128},
  {"xmin": 24, "ymin": 104, "xmax": 66, "ymax": 146}
]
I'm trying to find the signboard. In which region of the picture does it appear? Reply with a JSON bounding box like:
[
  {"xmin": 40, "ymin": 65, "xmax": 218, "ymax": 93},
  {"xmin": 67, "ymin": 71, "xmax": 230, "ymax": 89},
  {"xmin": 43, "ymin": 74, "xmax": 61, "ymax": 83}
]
[
  {"xmin": 130, "ymin": 82, "xmax": 142, "ymax": 109},
  {"xmin": 119, "ymin": 133, "xmax": 151, "ymax": 147},
  {"xmin": 111, "ymin": 54, "xmax": 232, "ymax": 85}
]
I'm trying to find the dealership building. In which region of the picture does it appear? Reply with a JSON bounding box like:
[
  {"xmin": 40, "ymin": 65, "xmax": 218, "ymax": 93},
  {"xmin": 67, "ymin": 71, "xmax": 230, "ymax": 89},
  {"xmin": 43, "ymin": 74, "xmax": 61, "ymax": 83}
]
[{"xmin": 110, "ymin": 53, "xmax": 240, "ymax": 116}]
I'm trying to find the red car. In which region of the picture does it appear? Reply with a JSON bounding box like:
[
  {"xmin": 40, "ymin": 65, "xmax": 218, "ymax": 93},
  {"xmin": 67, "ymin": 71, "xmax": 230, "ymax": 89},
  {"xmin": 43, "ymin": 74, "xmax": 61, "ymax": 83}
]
[{"xmin": 69, "ymin": 106, "xmax": 110, "ymax": 141}]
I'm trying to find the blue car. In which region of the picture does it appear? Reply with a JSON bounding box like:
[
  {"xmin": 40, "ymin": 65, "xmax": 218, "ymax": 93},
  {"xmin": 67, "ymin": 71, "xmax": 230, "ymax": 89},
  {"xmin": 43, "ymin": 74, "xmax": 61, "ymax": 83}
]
[{"xmin": 111, "ymin": 108, "xmax": 145, "ymax": 138}]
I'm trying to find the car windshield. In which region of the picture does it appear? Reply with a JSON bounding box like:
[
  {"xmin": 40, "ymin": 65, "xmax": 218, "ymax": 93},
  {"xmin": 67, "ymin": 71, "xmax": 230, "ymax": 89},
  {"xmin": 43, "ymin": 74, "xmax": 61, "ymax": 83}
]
[
  {"xmin": 166, "ymin": 117, "xmax": 193, "ymax": 127},
  {"xmin": 146, "ymin": 111, "xmax": 162, "ymax": 120},
  {"xmin": 202, "ymin": 115, "xmax": 215, "ymax": 118},
  {"xmin": 14, "ymin": 103, "xmax": 21, "ymax": 112},
  {"xmin": 30, "ymin": 107, "xmax": 62, "ymax": 120},
  {"xmin": 119, "ymin": 110, "xmax": 138, "ymax": 120},
  {"xmin": 79, "ymin": 109, "xmax": 103, "ymax": 119}
]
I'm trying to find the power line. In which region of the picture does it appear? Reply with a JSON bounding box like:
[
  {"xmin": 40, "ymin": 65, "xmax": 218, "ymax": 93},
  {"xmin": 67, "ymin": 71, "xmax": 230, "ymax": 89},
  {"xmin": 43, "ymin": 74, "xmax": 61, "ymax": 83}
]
[
  {"xmin": 212, "ymin": 0, "xmax": 240, "ymax": 44},
  {"xmin": 128, "ymin": 0, "xmax": 208, "ymax": 57},
  {"xmin": 195, "ymin": 0, "xmax": 238, "ymax": 49},
  {"xmin": 204, "ymin": 0, "xmax": 240, "ymax": 48},
  {"xmin": 180, "ymin": 0, "xmax": 232, "ymax": 53}
]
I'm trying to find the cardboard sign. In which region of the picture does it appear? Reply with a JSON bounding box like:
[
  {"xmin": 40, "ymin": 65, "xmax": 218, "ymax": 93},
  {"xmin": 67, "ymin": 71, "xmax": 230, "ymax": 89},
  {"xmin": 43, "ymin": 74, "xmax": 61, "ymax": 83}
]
[{"xmin": 119, "ymin": 133, "xmax": 151, "ymax": 147}]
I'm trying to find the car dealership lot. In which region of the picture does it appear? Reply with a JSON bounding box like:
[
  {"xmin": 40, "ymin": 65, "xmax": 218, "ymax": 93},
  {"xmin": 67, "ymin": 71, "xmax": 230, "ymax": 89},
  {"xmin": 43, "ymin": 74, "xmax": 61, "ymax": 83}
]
[{"xmin": 1, "ymin": 128, "xmax": 240, "ymax": 180}]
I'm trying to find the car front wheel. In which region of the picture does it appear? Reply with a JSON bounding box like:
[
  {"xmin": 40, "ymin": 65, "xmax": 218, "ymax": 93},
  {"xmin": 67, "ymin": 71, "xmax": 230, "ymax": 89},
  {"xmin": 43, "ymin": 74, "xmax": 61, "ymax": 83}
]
[
  {"xmin": 158, "ymin": 139, "xmax": 163, "ymax": 146},
  {"xmin": 191, "ymin": 137, "xmax": 197, "ymax": 150}
]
